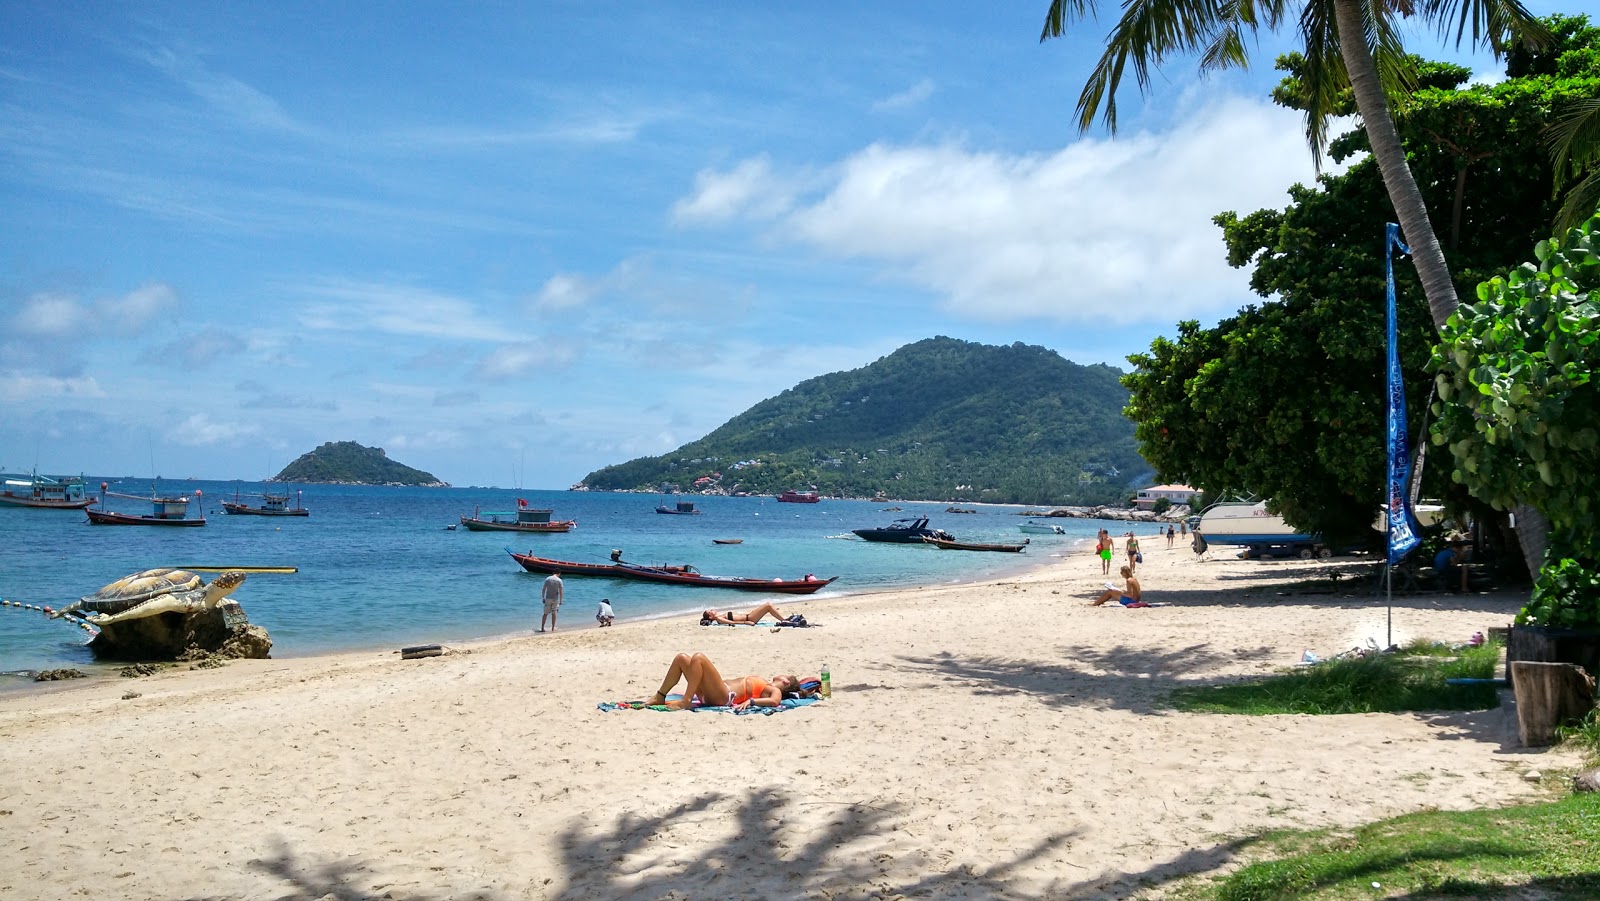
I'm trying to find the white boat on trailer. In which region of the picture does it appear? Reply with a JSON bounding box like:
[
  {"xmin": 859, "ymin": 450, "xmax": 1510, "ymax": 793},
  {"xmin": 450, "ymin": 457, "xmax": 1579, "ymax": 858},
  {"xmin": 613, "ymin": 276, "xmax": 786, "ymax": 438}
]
[{"xmin": 1194, "ymin": 500, "xmax": 1329, "ymax": 559}]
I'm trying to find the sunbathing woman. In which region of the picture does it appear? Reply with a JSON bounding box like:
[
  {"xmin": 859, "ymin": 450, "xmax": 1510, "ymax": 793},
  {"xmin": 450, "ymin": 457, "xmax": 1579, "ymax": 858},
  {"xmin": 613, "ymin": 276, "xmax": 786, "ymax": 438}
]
[
  {"xmin": 700, "ymin": 601, "xmax": 788, "ymax": 625},
  {"xmin": 646, "ymin": 652, "xmax": 812, "ymax": 711}
]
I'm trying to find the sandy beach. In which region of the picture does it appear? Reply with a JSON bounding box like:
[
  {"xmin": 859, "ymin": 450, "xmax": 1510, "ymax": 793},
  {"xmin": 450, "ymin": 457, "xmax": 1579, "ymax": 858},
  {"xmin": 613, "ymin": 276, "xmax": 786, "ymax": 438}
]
[{"xmin": 0, "ymin": 533, "xmax": 1578, "ymax": 900}]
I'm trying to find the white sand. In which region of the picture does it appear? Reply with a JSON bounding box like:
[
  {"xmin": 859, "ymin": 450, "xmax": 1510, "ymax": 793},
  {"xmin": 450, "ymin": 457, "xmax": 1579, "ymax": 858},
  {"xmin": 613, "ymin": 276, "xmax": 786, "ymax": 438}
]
[{"xmin": 0, "ymin": 534, "xmax": 1576, "ymax": 900}]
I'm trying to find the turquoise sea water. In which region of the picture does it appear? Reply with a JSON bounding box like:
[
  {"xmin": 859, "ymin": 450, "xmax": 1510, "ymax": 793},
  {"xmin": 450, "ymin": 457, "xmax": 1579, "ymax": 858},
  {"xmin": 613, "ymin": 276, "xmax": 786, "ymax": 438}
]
[{"xmin": 0, "ymin": 481, "xmax": 1103, "ymax": 683}]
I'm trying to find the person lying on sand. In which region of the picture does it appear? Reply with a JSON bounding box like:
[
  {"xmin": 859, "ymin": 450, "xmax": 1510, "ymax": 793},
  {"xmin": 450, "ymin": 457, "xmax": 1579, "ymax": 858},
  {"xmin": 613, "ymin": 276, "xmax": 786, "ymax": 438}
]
[
  {"xmin": 646, "ymin": 652, "xmax": 816, "ymax": 711},
  {"xmin": 1092, "ymin": 566, "xmax": 1146, "ymax": 607},
  {"xmin": 701, "ymin": 602, "xmax": 788, "ymax": 625}
]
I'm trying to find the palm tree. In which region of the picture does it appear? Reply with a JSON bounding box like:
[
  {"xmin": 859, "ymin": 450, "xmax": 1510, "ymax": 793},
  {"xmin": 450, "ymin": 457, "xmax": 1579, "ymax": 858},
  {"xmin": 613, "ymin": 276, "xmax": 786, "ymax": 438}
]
[
  {"xmin": 1040, "ymin": 0, "xmax": 1547, "ymax": 332},
  {"xmin": 1550, "ymin": 96, "xmax": 1600, "ymax": 235}
]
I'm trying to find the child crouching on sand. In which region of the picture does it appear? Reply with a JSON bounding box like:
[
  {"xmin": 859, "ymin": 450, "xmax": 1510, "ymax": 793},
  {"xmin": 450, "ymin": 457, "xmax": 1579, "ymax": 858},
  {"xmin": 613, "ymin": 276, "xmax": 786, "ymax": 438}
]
[
  {"xmin": 596, "ymin": 598, "xmax": 615, "ymax": 627},
  {"xmin": 1092, "ymin": 566, "xmax": 1147, "ymax": 608}
]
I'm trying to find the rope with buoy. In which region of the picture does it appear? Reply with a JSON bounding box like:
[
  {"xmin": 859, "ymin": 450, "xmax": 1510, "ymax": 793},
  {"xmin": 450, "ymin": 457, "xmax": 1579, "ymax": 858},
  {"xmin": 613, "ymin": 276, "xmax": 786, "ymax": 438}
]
[{"xmin": 0, "ymin": 598, "xmax": 100, "ymax": 635}]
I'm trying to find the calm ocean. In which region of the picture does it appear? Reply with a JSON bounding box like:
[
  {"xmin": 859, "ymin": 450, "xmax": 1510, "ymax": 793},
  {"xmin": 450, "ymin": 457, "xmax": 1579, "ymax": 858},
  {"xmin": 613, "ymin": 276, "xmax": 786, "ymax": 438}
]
[{"xmin": 0, "ymin": 481, "xmax": 1104, "ymax": 683}]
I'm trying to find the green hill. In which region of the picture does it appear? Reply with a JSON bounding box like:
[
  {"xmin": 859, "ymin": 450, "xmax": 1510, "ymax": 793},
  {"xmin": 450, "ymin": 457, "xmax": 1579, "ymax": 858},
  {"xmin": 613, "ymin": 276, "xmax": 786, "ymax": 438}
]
[
  {"xmin": 271, "ymin": 441, "xmax": 449, "ymax": 487},
  {"xmin": 578, "ymin": 337, "xmax": 1146, "ymax": 505}
]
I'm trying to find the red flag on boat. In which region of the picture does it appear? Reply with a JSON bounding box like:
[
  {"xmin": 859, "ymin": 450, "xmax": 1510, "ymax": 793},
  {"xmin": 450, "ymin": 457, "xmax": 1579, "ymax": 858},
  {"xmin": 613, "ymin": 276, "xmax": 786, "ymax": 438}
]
[{"xmin": 517, "ymin": 498, "xmax": 528, "ymax": 508}]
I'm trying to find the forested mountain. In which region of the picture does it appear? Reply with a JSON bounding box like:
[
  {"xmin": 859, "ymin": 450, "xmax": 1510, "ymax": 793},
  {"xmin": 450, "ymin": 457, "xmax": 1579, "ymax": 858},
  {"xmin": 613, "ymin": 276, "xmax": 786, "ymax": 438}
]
[
  {"xmin": 578, "ymin": 337, "xmax": 1146, "ymax": 505},
  {"xmin": 271, "ymin": 441, "xmax": 449, "ymax": 487}
]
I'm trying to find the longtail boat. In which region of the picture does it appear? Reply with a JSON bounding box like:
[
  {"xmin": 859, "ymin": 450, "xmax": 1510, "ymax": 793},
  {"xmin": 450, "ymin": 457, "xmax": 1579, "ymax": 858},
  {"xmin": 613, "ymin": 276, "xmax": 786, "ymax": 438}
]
[
  {"xmin": 505, "ymin": 549, "xmax": 835, "ymax": 593},
  {"xmin": 460, "ymin": 502, "xmax": 574, "ymax": 533},
  {"xmin": 0, "ymin": 471, "xmax": 94, "ymax": 509},
  {"xmin": 222, "ymin": 487, "xmax": 309, "ymax": 517},
  {"xmin": 921, "ymin": 536, "xmax": 1030, "ymax": 553},
  {"xmin": 87, "ymin": 482, "xmax": 206, "ymax": 527}
]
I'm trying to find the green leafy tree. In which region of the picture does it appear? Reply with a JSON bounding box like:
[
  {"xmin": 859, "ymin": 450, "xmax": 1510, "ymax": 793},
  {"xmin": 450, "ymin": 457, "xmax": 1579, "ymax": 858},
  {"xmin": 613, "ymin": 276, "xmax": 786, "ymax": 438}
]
[
  {"xmin": 1120, "ymin": 22, "xmax": 1598, "ymax": 554},
  {"xmin": 1040, "ymin": 0, "xmax": 1549, "ymax": 335},
  {"xmin": 1429, "ymin": 212, "xmax": 1600, "ymax": 626}
]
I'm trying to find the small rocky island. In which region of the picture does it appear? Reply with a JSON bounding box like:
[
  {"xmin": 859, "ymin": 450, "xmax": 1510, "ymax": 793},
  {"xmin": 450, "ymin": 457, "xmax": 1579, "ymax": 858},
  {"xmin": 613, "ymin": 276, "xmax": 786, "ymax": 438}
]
[{"xmin": 271, "ymin": 441, "xmax": 450, "ymax": 487}]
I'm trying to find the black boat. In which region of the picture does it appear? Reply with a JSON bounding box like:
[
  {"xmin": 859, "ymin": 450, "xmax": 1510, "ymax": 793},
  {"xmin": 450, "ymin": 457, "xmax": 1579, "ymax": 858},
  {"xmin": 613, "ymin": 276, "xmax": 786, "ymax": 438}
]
[{"xmin": 851, "ymin": 517, "xmax": 953, "ymax": 543}]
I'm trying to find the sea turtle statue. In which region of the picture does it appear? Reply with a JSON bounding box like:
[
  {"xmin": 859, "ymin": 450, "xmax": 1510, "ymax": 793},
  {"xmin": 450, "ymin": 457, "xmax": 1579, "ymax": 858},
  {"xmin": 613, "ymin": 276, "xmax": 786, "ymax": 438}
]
[
  {"xmin": 54, "ymin": 568, "xmax": 245, "ymax": 626},
  {"xmin": 52, "ymin": 569, "xmax": 271, "ymax": 662}
]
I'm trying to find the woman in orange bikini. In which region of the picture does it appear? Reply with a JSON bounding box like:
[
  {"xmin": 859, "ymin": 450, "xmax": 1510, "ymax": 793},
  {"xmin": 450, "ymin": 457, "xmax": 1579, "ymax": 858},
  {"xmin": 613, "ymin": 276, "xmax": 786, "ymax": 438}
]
[
  {"xmin": 700, "ymin": 601, "xmax": 787, "ymax": 626},
  {"xmin": 646, "ymin": 652, "xmax": 810, "ymax": 711}
]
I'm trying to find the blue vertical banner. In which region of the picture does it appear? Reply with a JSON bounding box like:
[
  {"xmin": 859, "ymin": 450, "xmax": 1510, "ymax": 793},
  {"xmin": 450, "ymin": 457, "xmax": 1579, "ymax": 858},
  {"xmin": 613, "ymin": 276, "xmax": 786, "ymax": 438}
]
[{"xmin": 1385, "ymin": 223, "xmax": 1422, "ymax": 564}]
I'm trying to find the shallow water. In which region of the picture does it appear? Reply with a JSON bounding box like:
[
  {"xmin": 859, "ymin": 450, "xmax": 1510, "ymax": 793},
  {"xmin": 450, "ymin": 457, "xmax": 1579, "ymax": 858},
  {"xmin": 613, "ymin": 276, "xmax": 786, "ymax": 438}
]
[{"xmin": 0, "ymin": 481, "xmax": 1104, "ymax": 683}]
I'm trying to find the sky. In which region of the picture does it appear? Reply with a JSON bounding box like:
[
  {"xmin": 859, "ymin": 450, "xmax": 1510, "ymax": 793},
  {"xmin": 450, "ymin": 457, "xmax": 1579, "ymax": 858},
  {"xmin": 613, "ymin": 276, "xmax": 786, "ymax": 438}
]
[{"xmin": 0, "ymin": 2, "xmax": 1567, "ymax": 488}]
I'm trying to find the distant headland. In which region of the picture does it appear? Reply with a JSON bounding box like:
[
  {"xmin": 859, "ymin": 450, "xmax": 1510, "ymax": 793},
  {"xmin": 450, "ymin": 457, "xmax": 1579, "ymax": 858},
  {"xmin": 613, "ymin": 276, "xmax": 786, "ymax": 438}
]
[{"xmin": 269, "ymin": 441, "xmax": 450, "ymax": 487}]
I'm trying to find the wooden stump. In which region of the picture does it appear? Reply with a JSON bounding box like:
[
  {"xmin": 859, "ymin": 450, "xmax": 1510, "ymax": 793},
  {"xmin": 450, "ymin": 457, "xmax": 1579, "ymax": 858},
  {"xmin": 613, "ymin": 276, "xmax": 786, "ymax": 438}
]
[{"xmin": 1510, "ymin": 661, "xmax": 1597, "ymax": 747}]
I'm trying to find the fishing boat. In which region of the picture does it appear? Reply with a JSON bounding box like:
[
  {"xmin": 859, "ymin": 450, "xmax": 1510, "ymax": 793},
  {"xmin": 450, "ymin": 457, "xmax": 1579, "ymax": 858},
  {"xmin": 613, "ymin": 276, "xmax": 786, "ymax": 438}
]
[
  {"xmin": 922, "ymin": 536, "xmax": 1030, "ymax": 552},
  {"xmin": 776, "ymin": 489, "xmax": 820, "ymax": 503},
  {"xmin": 1019, "ymin": 519, "xmax": 1067, "ymax": 535},
  {"xmin": 221, "ymin": 487, "xmax": 309, "ymax": 517},
  {"xmin": 460, "ymin": 501, "xmax": 575, "ymax": 533},
  {"xmin": 655, "ymin": 500, "xmax": 701, "ymax": 515},
  {"xmin": 505, "ymin": 549, "xmax": 835, "ymax": 593},
  {"xmin": 712, "ymin": 538, "xmax": 744, "ymax": 545},
  {"xmin": 0, "ymin": 471, "xmax": 94, "ymax": 509},
  {"xmin": 86, "ymin": 482, "xmax": 206, "ymax": 527},
  {"xmin": 851, "ymin": 517, "xmax": 953, "ymax": 543}
]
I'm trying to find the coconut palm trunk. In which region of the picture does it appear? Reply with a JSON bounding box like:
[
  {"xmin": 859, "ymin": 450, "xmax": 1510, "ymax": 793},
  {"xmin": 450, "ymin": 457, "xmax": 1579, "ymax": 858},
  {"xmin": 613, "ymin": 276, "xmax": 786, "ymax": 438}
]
[{"xmin": 1331, "ymin": 0, "xmax": 1460, "ymax": 330}]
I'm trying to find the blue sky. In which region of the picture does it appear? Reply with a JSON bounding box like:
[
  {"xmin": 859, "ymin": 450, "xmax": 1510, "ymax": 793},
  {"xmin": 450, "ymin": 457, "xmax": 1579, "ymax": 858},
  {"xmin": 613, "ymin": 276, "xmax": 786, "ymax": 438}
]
[{"xmin": 0, "ymin": 2, "xmax": 1563, "ymax": 488}]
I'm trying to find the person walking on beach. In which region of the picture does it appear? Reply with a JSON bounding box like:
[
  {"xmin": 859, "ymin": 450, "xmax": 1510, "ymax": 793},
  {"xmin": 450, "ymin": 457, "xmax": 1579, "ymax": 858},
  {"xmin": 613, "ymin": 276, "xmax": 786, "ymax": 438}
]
[
  {"xmin": 540, "ymin": 573, "xmax": 564, "ymax": 632},
  {"xmin": 1167, "ymin": 523, "xmax": 1176, "ymax": 547},
  {"xmin": 1096, "ymin": 529, "xmax": 1114, "ymax": 575},
  {"xmin": 1091, "ymin": 566, "xmax": 1146, "ymax": 607},
  {"xmin": 1126, "ymin": 533, "xmax": 1141, "ymax": 573}
]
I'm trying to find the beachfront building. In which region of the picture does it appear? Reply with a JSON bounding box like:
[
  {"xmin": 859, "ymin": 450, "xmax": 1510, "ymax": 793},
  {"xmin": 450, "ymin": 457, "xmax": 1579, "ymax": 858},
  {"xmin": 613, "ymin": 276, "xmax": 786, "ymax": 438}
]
[{"xmin": 1133, "ymin": 484, "xmax": 1197, "ymax": 510}]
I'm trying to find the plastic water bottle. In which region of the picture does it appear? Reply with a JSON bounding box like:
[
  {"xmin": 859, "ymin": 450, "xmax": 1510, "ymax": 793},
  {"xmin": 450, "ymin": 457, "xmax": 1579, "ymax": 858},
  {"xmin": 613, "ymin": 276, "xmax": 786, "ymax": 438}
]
[{"xmin": 820, "ymin": 663, "xmax": 831, "ymax": 698}]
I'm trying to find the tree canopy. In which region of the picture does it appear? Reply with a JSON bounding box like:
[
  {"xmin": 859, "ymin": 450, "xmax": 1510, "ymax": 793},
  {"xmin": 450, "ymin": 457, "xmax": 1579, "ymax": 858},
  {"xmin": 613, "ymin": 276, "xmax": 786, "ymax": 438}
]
[{"xmin": 1122, "ymin": 19, "xmax": 1599, "ymax": 545}]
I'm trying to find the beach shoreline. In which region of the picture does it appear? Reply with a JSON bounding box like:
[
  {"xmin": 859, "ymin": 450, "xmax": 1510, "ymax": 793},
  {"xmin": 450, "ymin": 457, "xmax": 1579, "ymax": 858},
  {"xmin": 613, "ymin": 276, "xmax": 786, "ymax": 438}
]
[{"xmin": 1, "ymin": 534, "xmax": 1572, "ymax": 900}]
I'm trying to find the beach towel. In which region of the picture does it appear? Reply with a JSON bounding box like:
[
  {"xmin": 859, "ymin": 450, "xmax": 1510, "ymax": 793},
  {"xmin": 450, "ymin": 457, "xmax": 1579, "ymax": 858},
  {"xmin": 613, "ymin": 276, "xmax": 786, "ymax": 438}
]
[{"xmin": 597, "ymin": 694, "xmax": 822, "ymax": 716}]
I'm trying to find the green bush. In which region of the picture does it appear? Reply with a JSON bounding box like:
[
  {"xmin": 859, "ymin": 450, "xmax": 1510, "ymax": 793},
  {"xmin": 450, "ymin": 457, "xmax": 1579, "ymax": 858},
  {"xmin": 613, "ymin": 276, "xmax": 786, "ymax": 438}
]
[{"xmin": 1520, "ymin": 554, "xmax": 1600, "ymax": 629}]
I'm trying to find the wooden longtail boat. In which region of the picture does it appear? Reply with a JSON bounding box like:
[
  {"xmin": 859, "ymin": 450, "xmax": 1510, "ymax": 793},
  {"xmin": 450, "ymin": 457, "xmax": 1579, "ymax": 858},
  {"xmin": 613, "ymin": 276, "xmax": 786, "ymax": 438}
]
[
  {"xmin": 776, "ymin": 490, "xmax": 820, "ymax": 503},
  {"xmin": 87, "ymin": 483, "xmax": 205, "ymax": 527},
  {"xmin": 222, "ymin": 487, "xmax": 309, "ymax": 517},
  {"xmin": 505, "ymin": 549, "xmax": 835, "ymax": 593},
  {"xmin": 921, "ymin": 536, "xmax": 1030, "ymax": 553}
]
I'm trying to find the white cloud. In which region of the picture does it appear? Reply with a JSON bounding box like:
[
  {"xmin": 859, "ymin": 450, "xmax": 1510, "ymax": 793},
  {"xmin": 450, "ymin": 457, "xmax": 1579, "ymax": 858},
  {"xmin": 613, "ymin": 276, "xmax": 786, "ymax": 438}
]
[
  {"xmin": 473, "ymin": 343, "xmax": 579, "ymax": 380},
  {"xmin": 296, "ymin": 279, "xmax": 514, "ymax": 343},
  {"xmin": 0, "ymin": 372, "xmax": 106, "ymax": 401},
  {"xmin": 532, "ymin": 273, "xmax": 597, "ymax": 312},
  {"xmin": 1468, "ymin": 71, "xmax": 1506, "ymax": 87},
  {"xmin": 12, "ymin": 293, "xmax": 83, "ymax": 336},
  {"xmin": 673, "ymin": 95, "xmax": 1327, "ymax": 325},
  {"xmin": 672, "ymin": 157, "xmax": 802, "ymax": 224},
  {"xmin": 168, "ymin": 413, "xmax": 259, "ymax": 446},
  {"xmin": 873, "ymin": 78, "xmax": 936, "ymax": 112}
]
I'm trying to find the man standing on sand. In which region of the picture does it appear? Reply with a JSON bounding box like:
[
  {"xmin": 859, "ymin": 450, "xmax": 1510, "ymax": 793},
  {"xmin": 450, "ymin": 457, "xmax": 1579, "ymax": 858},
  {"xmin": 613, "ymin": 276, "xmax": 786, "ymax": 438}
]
[
  {"xmin": 1096, "ymin": 529, "xmax": 1114, "ymax": 575},
  {"xmin": 540, "ymin": 573, "xmax": 564, "ymax": 632}
]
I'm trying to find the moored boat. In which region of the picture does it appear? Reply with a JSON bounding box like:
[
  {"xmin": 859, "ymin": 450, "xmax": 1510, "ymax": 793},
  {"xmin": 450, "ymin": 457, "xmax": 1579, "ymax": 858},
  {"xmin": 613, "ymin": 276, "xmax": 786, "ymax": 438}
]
[
  {"xmin": 777, "ymin": 489, "xmax": 820, "ymax": 503},
  {"xmin": 922, "ymin": 536, "xmax": 1029, "ymax": 552},
  {"xmin": 0, "ymin": 471, "xmax": 94, "ymax": 509},
  {"xmin": 222, "ymin": 487, "xmax": 309, "ymax": 517},
  {"xmin": 655, "ymin": 500, "xmax": 701, "ymax": 515},
  {"xmin": 851, "ymin": 517, "xmax": 953, "ymax": 543},
  {"xmin": 460, "ymin": 501, "xmax": 575, "ymax": 533},
  {"xmin": 1019, "ymin": 519, "xmax": 1066, "ymax": 535},
  {"xmin": 505, "ymin": 549, "xmax": 834, "ymax": 593},
  {"xmin": 87, "ymin": 483, "xmax": 206, "ymax": 527}
]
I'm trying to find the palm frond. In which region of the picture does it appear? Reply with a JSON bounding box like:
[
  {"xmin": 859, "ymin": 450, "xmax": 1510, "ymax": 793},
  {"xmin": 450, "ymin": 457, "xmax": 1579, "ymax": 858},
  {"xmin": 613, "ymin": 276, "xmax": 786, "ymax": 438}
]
[
  {"xmin": 1417, "ymin": 0, "xmax": 1550, "ymax": 53},
  {"xmin": 1548, "ymin": 97, "xmax": 1600, "ymax": 180},
  {"xmin": 1068, "ymin": 0, "xmax": 1232, "ymax": 132},
  {"xmin": 1040, "ymin": 0, "xmax": 1102, "ymax": 41},
  {"xmin": 1296, "ymin": 0, "xmax": 1348, "ymax": 169},
  {"xmin": 1553, "ymin": 174, "xmax": 1600, "ymax": 238}
]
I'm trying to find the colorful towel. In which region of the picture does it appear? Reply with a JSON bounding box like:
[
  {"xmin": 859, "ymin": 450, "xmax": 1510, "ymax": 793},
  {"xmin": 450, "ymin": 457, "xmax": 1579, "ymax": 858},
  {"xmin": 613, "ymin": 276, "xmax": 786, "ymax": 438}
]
[{"xmin": 597, "ymin": 694, "xmax": 822, "ymax": 716}]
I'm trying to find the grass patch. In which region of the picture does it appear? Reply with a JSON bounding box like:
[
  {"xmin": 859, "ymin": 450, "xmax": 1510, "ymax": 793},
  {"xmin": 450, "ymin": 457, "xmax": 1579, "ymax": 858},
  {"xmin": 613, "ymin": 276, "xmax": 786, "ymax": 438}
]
[
  {"xmin": 1196, "ymin": 792, "xmax": 1600, "ymax": 900},
  {"xmin": 1167, "ymin": 641, "xmax": 1502, "ymax": 715},
  {"xmin": 1558, "ymin": 707, "xmax": 1600, "ymax": 763}
]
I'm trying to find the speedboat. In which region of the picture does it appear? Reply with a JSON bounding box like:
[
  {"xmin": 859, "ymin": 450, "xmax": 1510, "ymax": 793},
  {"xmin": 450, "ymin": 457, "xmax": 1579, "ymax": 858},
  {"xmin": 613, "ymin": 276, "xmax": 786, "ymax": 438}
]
[
  {"xmin": 1019, "ymin": 520, "xmax": 1066, "ymax": 535},
  {"xmin": 851, "ymin": 517, "xmax": 952, "ymax": 543}
]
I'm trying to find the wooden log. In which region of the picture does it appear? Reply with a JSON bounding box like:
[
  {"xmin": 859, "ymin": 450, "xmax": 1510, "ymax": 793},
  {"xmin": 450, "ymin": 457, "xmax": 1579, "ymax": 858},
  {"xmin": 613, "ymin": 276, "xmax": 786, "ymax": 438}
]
[
  {"xmin": 400, "ymin": 644, "xmax": 444, "ymax": 660},
  {"xmin": 1510, "ymin": 661, "xmax": 1597, "ymax": 747}
]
